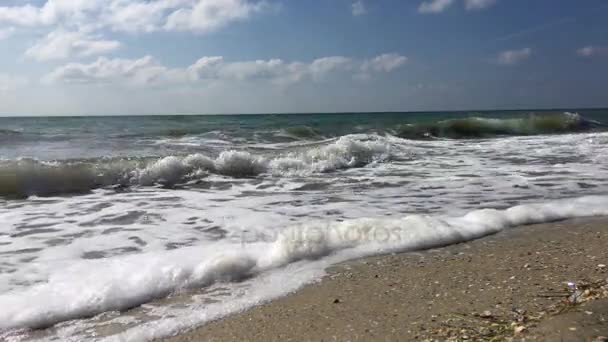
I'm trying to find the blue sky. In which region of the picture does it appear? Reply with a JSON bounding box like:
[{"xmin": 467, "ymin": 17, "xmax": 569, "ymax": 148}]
[{"xmin": 0, "ymin": 0, "xmax": 607, "ymax": 115}]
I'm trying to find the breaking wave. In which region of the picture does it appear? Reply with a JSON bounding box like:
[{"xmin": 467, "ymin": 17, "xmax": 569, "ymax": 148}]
[
  {"xmin": 396, "ymin": 112, "xmax": 603, "ymax": 139},
  {"xmin": 0, "ymin": 135, "xmax": 391, "ymax": 197}
]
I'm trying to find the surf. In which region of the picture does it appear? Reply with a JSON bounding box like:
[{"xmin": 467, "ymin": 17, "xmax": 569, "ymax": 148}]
[
  {"xmin": 0, "ymin": 134, "xmax": 392, "ymax": 197},
  {"xmin": 395, "ymin": 112, "xmax": 603, "ymax": 139},
  {"xmin": 1, "ymin": 195, "xmax": 607, "ymax": 334}
]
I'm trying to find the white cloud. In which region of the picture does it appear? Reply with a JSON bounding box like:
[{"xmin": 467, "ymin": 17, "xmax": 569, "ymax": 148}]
[
  {"xmin": 309, "ymin": 56, "xmax": 353, "ymax": 81},
  {"xmin": 100, "ymin": 0, "xmax": 181, "ymax": 33},
  {"xmin": 577, "ymin": 46, "xmax": 608, "ymax": 57},
  {"xmin": 0, "ymin": 0, "xmax": 270, "ymax": 33},
  {"xmin": 418, "ymin": 0, "xmax": 455, "ymax": 14},
  {"xmin": 356, "ymin": 53, "xmax": 407, "ymax": 80},
  {"xmin": 418, "ymin": 0, "xmax": 496, "ymax": 13},
  {"xmin": 0, "ymin": 26, "xmax": 15, "ymax": 40},
  {"xmin": 351, "ymin": 1, "xmax": 366, "ymax": 16},
  {"xmin": 25, "ymin": 30, "xmax": 121, "ymax": 61},
  {"xmin": 464, "ymin": 0, "xmax": 497, "ymax": 11},
  {"xmin": 222, "ymin": 59, "xmax": 291, "ymax": 80},
  {"xmin": 187, "ymin": 56, "xmax": 225, "ymax": 80},
  {"xmin": 188, "ymin": 55, "xmax": 354, "ymax": 83},
  {"xmin": 42, "ymin": 56, "xmax": 172, "ymax": 85},
  {"xmin": 188, "ymin": 56, "xmax": 309, "ymax": 84},
  {"xmin": 361, "ymin": 53, "xmax": 408, "ymax": 72},
  {"xmin": 0, "ymin": 4, "xmax": 45, "ymax": 26},
  {"xmin": 1, "ymin": 0, "xmax": 273, "ymax": 61},
  {"xmin": 0, "ymin": 0, "xmax": 102, "ymax": 27},
  {"xmin": 496, "ymin": 47, "xmax": 532, "ymax": 65},
  {"xmin": 44, "ymin": 53, "xmax": 407, "ymax": 86},
  {"xmin": 165, "ymin": 0, "xmax": 268, "ymax": 33}
]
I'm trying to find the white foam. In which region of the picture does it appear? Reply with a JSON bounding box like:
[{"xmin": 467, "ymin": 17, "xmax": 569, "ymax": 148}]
[
  {"xmin": 132, "ymin": 134, "xmax": 392, "ymax": 181},
  {"xmin": 3, "ymin": 130, "xmax": 608, "ymax": 341},
  {"xmin": 215, "ymin": 150, "xmax": 267, "ymax": 177},
  {"xmin": 0, "ymin": 134, "xmax": 393, "ymax": 196},
  {"xmin": 0, "ymin": 244, "xmax": 262, "ymax": 331},
  {"xmin": 138, "ymin": 156, "xmax": 193, "ymax": 186},
  {"xmin": 1, "ymin": 195, "xmax": 607, "ymax": 338},
  {"xmin": 270, "ymin": 134, "xmax": 392, "ymax": 175}
]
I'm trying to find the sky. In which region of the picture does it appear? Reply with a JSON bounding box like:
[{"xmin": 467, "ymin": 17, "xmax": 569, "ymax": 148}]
[{"xmin": 0, "ymin": 0, "xmax": 607, "ymax": 116}]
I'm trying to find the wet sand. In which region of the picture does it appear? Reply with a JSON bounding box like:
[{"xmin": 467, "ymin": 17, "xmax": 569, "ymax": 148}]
[{"xmin": 164, "ymin": 217, "xmax": 608, "ymax": 341}]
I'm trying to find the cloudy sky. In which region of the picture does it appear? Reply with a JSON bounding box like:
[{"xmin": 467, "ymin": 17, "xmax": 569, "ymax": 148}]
[{"xmin": 0, "ymin": 0, "xmax": 606, "ymax": 116}]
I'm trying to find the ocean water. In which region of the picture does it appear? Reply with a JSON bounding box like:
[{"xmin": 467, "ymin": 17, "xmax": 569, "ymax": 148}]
[{"xmin": 1, "ymin": 110, "xmax": 608, "ymax": 341}]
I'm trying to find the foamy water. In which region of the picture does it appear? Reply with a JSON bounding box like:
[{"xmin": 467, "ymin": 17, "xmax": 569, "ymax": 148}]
[{"xmin": 1, "ymin": 111, "xmax": 608, "ymax": 341}]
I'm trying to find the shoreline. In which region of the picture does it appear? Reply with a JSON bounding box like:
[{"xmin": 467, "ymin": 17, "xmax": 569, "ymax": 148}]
[{"xmin": 163, "ymin": 217, "xmax": 608, "ymax": 341}]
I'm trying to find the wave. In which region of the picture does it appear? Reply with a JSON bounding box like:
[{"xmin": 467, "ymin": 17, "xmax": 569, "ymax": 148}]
[
  {"xmin": 0, "ymin": 195, "xmax": 606, "ymax": 333},
  {"xmin": 0, "ymin": 135, "xmax": 391, "ymax": 197},
  {"xmin": 0, "ymin": 129, "xmax": 20, "ymax": 135},
  {"xmin": 276, "ymin": 126, "xmax": 323, "ymax": 140},
  {"xmin": 159, "ymin": 112, "xmax": 602, "ymax": 142},
  {"xmin": 0, "ymin": 129, "xmax": 22, "ymax": 141},
  {"xmin": 395, "ymin": 112, "xmax": 603, "ymax": 139}
]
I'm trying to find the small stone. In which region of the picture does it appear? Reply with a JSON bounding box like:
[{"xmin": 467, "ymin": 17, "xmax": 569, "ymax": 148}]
[
  {"xmin": 598, "ymin": 264, "xmax": 607, "ymax": 269},
  {"xmin": 480, "ymin": 310, "xmax": 493, "ymax": 318},
  {"xmin": 569, "ymin": 327, "xmax": 577, "ymax": 331},
  {"xmin": 585, "ymin": 311, "xmax": 593, "ymax": 315},
  {"xmin": 514, "ymin": 326, "xmax": 526, "ymax": 334},
  {"xmin": 524, "ymin": 263, "xmax": 530, "ymax": 269},
  {"xmin": 333, "ymin": 298, "xmax": 340, "ymax": 304}
]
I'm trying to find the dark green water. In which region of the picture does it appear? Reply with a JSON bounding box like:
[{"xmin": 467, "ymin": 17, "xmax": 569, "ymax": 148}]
[{"xmin": 0, "ymin": 109, "xmax": 606, "ymax": 161}]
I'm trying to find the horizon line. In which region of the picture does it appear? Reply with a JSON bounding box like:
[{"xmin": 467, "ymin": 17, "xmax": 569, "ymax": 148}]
[{"xmin": 0, "ymin": 106, "xmax": 606, "ymax": 118}]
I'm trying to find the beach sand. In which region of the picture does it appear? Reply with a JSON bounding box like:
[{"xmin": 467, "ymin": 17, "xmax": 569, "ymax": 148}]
[{"xmin": 164, "ymin": 217, "xmax": 608, "ymax": 341}]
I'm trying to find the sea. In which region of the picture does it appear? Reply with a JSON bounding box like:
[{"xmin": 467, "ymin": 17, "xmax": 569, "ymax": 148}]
[{"xmin": 1, "ymin": 109, "xmax": 608, "ymax": 341}]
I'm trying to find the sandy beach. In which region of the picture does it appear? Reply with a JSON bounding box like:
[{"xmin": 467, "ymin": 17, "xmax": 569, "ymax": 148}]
[{"xmin": 164, "ymin": 217, "xmax": 608, "ymax": 341}]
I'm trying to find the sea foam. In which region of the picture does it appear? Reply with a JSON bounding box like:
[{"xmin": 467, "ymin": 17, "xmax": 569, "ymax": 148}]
[{"xmin": 1, "ymin": 195, "xmax": 607, "ymax": 337}]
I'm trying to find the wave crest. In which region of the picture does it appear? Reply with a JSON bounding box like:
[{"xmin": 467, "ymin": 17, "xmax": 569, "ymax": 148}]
[
  {"xmin": 396, "ymin": 112, "xmax": 602, "ymax": 139},
  {"xmin": 0, "ymin": 135, "xmax": 392, "ymax": 197},
  {"xmin": 0, "ymin": 129, "xmax": 22, "ymax": 142}
]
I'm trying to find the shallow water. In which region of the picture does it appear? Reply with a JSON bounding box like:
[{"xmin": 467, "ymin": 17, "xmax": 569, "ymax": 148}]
[{"xmin": 1, "ymin": 110, "xmax": 608, "ymax": 341}]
